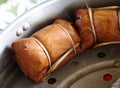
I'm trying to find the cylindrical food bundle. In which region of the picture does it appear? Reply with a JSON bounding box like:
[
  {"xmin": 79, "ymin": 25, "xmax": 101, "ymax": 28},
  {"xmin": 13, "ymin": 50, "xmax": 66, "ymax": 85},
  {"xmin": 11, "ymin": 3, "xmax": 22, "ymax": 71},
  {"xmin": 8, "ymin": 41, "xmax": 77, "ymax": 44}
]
[
  {"xmin": 75, "ymin": 6, "xmax": 120, "ymax": 49},
  {"xmin": 12, "ymin": 18, "xmax": 81, "ymax": 82}
]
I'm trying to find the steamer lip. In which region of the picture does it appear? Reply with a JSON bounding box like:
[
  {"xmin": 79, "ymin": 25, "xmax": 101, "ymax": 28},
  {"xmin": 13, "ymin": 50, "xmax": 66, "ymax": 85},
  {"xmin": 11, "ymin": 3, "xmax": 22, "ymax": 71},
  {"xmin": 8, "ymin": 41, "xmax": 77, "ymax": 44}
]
[
  {"xmin": 0, "ymin": 0, "xmax": 117, "ymax": 87},
  {"xmin": 0, "ymin": 0, "xmax": 57, "ymax": 38},
  {"xmin": 0, "ymin": 0, "xmax": 60, "ymax": 74}
]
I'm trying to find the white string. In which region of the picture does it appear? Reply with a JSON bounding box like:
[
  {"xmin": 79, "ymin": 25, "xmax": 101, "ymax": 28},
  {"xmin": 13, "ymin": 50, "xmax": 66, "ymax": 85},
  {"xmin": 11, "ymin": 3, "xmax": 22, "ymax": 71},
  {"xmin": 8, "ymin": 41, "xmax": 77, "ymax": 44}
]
[
  {"xmin": 94, "ymin": 6, "xmax": 120, "ymax": 10},
  {"xmin": 32, "ymin": 23, "xmax": 79, "ymax": 79},
  {"xmin": 55, "ymin": 23, "xmax": 76, "ymax": 54},
  {"xmin": 47, "ymin": 43, "xmax": 80, "ymax": 76},
  {"xmin": 93, "ymin": 41, "xmax": 120, "ymax": 49},
  {"xmin": 87, "ymin": 7, "xmax": 97, "ymax": 43},
  {"xmin": 32, "ymin": 37, "xmax": 51, "ymax": 67},
  {"xmin": 118, "ymin": 9, "xmax": 120, "ymax": 29},
  {"xmin": 84, "ymin": 0, "xmax": 97, "ymax": 43}
]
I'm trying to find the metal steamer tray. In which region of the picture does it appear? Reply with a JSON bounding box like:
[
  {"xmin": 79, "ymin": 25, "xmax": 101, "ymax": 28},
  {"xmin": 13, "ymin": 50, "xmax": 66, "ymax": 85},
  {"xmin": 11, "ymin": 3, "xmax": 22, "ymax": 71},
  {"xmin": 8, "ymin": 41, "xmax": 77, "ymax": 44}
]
[{"xmin": 0, "ymin": 0, "xmax": 120, "ymax": 88}]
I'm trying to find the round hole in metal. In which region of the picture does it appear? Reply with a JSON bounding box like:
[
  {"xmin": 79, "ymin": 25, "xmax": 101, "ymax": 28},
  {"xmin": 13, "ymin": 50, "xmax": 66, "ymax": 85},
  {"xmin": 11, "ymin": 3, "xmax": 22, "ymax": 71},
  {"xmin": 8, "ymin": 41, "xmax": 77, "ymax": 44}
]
[
  {"xmin": 103, "ymin": 74, "xmax": 112, "ymax": 81},
  {"xmin": 97, "ymin": 52, "xmax": 106, "ymax": 58},
  {"xmin": 70, "ymin": 61, "xmax": 79, "ymax": 67},
  {"xmin": 48, "ymin": 78, "xmax": 56, "ymax": 84}
]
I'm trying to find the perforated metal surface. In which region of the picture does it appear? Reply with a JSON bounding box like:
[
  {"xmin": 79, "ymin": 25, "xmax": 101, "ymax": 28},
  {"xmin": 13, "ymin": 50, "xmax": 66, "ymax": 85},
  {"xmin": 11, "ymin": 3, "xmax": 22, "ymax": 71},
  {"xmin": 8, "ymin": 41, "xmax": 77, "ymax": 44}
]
[{"xmin": 0, "ymin": 45, "xmax": 119, "ymax": 88}]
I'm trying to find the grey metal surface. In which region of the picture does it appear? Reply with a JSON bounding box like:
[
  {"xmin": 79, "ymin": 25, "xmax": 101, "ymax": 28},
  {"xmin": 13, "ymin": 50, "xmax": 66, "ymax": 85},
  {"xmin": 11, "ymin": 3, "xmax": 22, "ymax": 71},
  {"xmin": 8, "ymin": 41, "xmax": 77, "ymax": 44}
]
[
  {"xmin": 0, "ymin": 0, "xmax": 120, "ymax": 88},
  {"xmin": 2, "ymin": 45, "xmax": 120, "ymax": 88}
]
